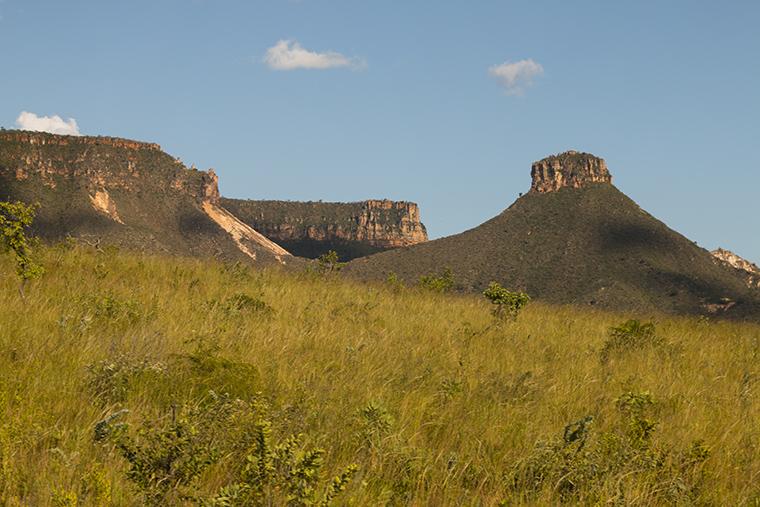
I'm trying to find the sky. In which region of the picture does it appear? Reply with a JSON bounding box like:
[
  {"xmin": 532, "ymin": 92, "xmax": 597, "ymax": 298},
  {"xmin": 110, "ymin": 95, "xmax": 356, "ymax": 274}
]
[{"xmin": 1, "ymin": 1, "xmax": 759, "ymax": 261}]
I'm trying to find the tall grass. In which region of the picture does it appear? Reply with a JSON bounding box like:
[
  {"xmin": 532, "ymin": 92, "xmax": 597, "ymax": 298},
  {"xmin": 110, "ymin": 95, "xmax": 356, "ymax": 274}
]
[{"xmin": 0, "ymin": 244, "xmax": 758, "ymax": 505}]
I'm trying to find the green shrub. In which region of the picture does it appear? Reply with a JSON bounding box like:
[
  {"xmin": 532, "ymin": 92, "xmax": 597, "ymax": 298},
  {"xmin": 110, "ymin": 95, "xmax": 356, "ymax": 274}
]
[
  {"xmin": 419, "ymin": 267, "xmax": 455, "ymax": 293},
  {"xmin": 0, "ymin": 200, "xmax": 44, "ymax": 299},
  {"xmin": 206, "ymin": 420, "xmax": 358, "ymax": 506},
  {"xmin": 482, "ymin": 282, "xmax": 530, "ymax": 321},
  {"xmin": 600, "ymin": 319, "xmax": 663, "ymax": 362},
  {"xmin": 316, "ymin": 250, "xmax": 345, "ymax": 275}
]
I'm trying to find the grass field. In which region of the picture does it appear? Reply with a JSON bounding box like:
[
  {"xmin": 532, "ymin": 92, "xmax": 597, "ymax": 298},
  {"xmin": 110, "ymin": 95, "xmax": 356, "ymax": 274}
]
[{"xmin": 1, "ymin": 244, "xmax": 759, "ymax": 505}]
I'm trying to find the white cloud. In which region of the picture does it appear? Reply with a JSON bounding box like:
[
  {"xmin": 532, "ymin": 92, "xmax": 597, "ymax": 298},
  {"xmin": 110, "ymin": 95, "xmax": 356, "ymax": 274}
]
[
  {"xmin": 15, "ymin": 111, "xmax": 81, "ymax": 136},
  {"xmin": 488, "ymin": 59, "xmax": 544, "ymax": 95},
  {"xmin": 264, "ymin": 40, "xmax": 363, "ymax": 70}
]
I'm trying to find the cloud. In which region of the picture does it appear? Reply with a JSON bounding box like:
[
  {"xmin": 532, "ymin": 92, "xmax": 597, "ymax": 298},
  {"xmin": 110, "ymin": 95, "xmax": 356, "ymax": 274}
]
[
  {"xmin": 15, "ymin": 111, "xmax": 81, "ymax": 136},
  {"xmin": 488, "ymin": 59, "xmax": 544, "ymax": 95},
  {"xmin": 264, "ymin": 40, "xmax": 363, "ymax": 70}
]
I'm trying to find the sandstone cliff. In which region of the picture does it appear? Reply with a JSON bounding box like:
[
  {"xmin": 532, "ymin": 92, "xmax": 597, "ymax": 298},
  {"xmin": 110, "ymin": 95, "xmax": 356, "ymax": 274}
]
[
  {"xmin": 0, "ymin": 130, "xmax": 289, "ymax": 263},
  {"xmin": 221, "ymin": 198, "xmax": 428, "ymax": 260},
  {"xmin": 531, "ymin": 150, "xmax": 612, "ymax": 193},
  {"xmin": 712, "ymin": 248, "xmax": 760, "ymax": 289}
]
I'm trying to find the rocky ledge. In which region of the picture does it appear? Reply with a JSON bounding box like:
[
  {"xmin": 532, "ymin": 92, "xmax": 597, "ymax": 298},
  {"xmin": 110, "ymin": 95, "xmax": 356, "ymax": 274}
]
[
  {"xmin": 712, "ymin": 248, "xmax": 760, "ymax": 289},
  {"xmin": 531, "ymin": 150, "xmax": 612, "ymax": 193}
]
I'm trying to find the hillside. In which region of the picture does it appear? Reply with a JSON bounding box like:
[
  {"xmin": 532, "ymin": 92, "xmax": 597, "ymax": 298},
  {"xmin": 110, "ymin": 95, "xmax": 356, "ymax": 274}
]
[
  {"xmin": 346, "ymin": 152, "xmax": 760, "ymax": 318},
  {"xmin": 1, "ymin": 244, "xmax": 758, "ymax": 505},
  {"xmin": 222, "ymin": 198, "xmax": 428, "ymax": 260},
  {"xmin": 0, "ymin": 130, "xmax": 291, "ymax": 264}
]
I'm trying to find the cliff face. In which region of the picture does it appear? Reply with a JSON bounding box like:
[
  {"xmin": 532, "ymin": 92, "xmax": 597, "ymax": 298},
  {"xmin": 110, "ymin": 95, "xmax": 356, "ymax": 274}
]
[
  {"xmin": 0, "ymin": 130, "xmax": 288, "ymax": 263},
  {"xmin": 221, "ymin": 198, "xmax": 428, "ymax": 260},
  {"xmin": 531, "ymin": 151, "xmax": 612, "ymax": 193},
  {"xmin": 712, "ymin": 248, "xmax": 760, "ymax": 289}
]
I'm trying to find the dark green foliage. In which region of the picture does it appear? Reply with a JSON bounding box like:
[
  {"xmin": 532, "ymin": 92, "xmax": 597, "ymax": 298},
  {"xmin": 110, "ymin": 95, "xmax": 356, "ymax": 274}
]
[
  {"xmin": 206, "ymin": 420, "xmax": 358, "ymax": 506},
  {"xmin": 112, "ymin": 405, "xmax": 221, "ymax": 505},
  {"xmin": 346, "ymin": 185, "xmax": 760, "ymax": 318},
  {"xmin": 419, "ymin": 267, "xmax": 454, "ymax": 293},
  {"xmin": 316, "ymin": 250, "xmax": 345, "ymax": 275},
  {"xmin": 0, "ymin": 200, "xmax": 44, "ymax": 297},
  {"xmin": 506, "ymin": 391, "xmax": 711, "ymax": 504},
  {"xmin": 601, "ymin": 319, "xmax": 663, "ymax": 362},
  {"xmin": 482, "ymin": 281, "xmax": 530, "ymax": 321}
]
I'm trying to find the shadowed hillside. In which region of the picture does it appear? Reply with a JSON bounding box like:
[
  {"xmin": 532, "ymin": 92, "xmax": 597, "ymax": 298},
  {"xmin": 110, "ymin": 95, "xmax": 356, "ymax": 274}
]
[
  {"xmin": 346, "ymin": 152, "xmax": 760, "ymax": 318},
  {"xmin": 0, "ymin": 130, "xmax": 291, "ymax": 265}
]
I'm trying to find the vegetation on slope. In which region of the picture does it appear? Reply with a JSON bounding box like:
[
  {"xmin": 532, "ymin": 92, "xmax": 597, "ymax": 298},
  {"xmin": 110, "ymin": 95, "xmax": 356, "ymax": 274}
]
[
  {"xmin": 1, "ymin": 243, "xmax": 759, "ymax": 505},
  {"xmin": 346, "ymin": 184, "xmax": 760, "ymax": 318}
]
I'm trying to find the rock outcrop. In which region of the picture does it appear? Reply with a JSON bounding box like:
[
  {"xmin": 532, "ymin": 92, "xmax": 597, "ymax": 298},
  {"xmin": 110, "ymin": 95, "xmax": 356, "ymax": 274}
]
[
  {"xmin": 221, "ymin": 198, "xmax": 428, "ymax": 260},
  {"xmin": 0, "ymin": 130, "xmax": 290, "ymax": 264},
  {"xmin": 712, "ymin": 248, "xmax": 760, "ymax": 288},
  {"xmin": 531, "ymin": 150, "xmax": 612, "ymax": 193}
]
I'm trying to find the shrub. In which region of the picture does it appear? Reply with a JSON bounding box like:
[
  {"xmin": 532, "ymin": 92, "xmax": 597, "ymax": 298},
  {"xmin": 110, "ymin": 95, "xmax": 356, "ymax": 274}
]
[
  {"xmin": 419, "ymin": 267, "xmax": 455, "ymax": 293},
  {"xmin": 482, "ymin": 282, "xmax": 530, "ymax": 321},
  {"xmin": 600, "ymin": 319, "xmax": 663, "ymax": 363},
  {"xmin": 0, "ymin": 200, "xmax": 44, "ymax": 299},
  {"xmin": 206, "ymin": 420, "xmax": 358, "ymax": 506},
  {"xmin": 316, "ymin": 250, "xmax": 345, "ymax": 275},
  {"xmin": 506, "ymin": 391, "xmax": 709, "ymax": 504}
]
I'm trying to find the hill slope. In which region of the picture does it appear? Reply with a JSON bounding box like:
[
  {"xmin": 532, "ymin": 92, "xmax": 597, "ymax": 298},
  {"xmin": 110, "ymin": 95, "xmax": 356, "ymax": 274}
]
[
  {"xmin": 347, "ymin": 153, "xmax": 760, "ymax": 318},
  {"xmin": 0, "ymin": 130, "xmax": 291, "ymax": 264}
]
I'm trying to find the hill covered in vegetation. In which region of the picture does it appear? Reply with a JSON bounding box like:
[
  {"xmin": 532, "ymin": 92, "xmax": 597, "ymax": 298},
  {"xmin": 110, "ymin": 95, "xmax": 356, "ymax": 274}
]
[
  {"xmin": 347, "ymin": 153, "xmax": 760, "ymax": 319},
  {"xmin": 0, "ymin": 243, "xmax": 759, "ymax": 505}
]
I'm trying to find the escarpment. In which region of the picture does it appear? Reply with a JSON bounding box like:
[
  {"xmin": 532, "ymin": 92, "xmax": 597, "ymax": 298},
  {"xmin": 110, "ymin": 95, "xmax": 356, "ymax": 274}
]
[
  {"xmin": 221, "ymin": 198, "xmax": 428, "ymax": 260},
  {"xmin": 531, "ymin": 150, "xmax": 612, "ymax": 193},
  {"xmin": 0, "ymin": 130, "xmax": 289, "ymax": 263}
]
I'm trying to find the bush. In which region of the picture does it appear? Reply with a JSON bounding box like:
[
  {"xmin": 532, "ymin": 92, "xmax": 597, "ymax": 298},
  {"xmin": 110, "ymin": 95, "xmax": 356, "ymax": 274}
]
[
  {"xmin": 482, "ymin": 282, "xmax": 530, "ymax": 321},
  {"xmin": 0, "ymin": 200, "xmax": 44, "ymax": 299},
  {"xmin": 316, "ymin": 250, "xmax": 345, "ymax": 275},
  {"xmin": 419, "ymin": 267, "xmax": 455, "ymax": 293},
  {"xmin": 600, "ymin": 319, "xmax": 663, "ymax": 363}
]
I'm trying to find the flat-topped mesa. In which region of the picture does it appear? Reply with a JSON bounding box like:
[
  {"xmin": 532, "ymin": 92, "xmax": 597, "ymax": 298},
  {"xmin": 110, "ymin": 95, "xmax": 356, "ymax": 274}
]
[
  {"xmin": 0, "ymin": 129, "xmax": 162, "ymax": 151},
  {"xmin": 530, "ymin": 150, "xmax": 612, "ymax": 193},
  {"xmin": 220, "ymin": 197, "xmax": 428, "ymax": 260}
]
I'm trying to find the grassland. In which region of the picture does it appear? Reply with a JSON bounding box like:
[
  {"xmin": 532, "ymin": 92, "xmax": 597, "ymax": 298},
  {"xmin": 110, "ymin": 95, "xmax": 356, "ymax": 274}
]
[{"xmin": 1, "ymin": 244, "xmax": 759, "ymax": 505}]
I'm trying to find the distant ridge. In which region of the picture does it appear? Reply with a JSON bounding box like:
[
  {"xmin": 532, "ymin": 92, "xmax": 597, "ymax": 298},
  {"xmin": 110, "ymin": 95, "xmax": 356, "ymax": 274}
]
[
  {"xmin": 346, "ymin": 151, "xmax": 760, "ymax": 318},
  {"xmin": 222, "ymin": 198, "xmax": 428, "ymax": 260}
]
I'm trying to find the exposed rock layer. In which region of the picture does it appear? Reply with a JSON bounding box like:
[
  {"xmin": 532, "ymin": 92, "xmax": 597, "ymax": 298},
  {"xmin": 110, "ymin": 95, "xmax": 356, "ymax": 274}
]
[
  {"xmin": 531, "ymin": 151, "xmax": 612, "ymax": 193},
  {"xmin": 221, "ymin": 198, "xmax": 428, "ymax": 260},
  {"xmin": 0, "ymin": 130, "xmax": 286, "ymax": 263},
  {"xmin": 712, "ymin": 248, "xmax": 760, "ymax": 288}
]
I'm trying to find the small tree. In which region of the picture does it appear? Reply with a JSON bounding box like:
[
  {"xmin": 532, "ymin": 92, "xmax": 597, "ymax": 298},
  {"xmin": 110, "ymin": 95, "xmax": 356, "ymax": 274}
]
[
  {"xmin": 0, "ymin": 201, "xmax": 44, "ymax": 299},
  {"xmin": 316, "ymin": 250, "xmax": 345, "ymax": 275},
  {"xmin": 419, "ymin": 267, "xmax": 455, "ymax": 293},
  {"xmin": 482, "ymin": 281, "xmax": 530, "ymax": 321}
]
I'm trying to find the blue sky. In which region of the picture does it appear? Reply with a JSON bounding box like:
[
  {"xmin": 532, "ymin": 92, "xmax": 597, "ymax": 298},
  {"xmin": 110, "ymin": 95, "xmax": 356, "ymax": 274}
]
[{"xmin": 2, "ymin": 1, "xmax": 759, "ymax": 261}]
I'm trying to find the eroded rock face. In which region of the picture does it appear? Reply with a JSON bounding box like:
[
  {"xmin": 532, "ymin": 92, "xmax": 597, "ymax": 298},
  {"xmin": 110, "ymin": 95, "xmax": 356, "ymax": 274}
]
[
  {"xmin": 531, "ymin": 151, "xmax": 612, "ymax": 193},
  {"xmin": 221, "ymin": 198, "xmax": 428, "ymax": 259},
  {"xmin": 1, "ymin": 130, "xmax": 215, "ymax": 202},
  {"xmin": 712, "ymin": 248, "xmax": 760, "ymax": 288}
]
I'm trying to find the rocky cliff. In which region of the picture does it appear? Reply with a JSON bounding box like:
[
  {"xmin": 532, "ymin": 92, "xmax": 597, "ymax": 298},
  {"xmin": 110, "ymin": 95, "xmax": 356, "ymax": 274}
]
[
  {"xmin": 0, "ymin": 130, "xmax": 290, "ymax": 263},
  {"xmin": 531, "ymin": 150, "xmax": 612, "ymax": 193},
  {"xmin": 712, "ymin": 248, "xmax": 760, "ymax": 288},
  {"xmin": 221, "ymin": 198, "xmax": 428, "ymax": 260}
]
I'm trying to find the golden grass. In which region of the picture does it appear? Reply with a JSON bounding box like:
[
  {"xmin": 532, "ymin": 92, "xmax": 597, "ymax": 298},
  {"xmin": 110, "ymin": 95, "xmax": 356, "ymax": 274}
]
[{"xmin": 0, "ymin": 245, "xmax": 758, "ymax": 505}]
